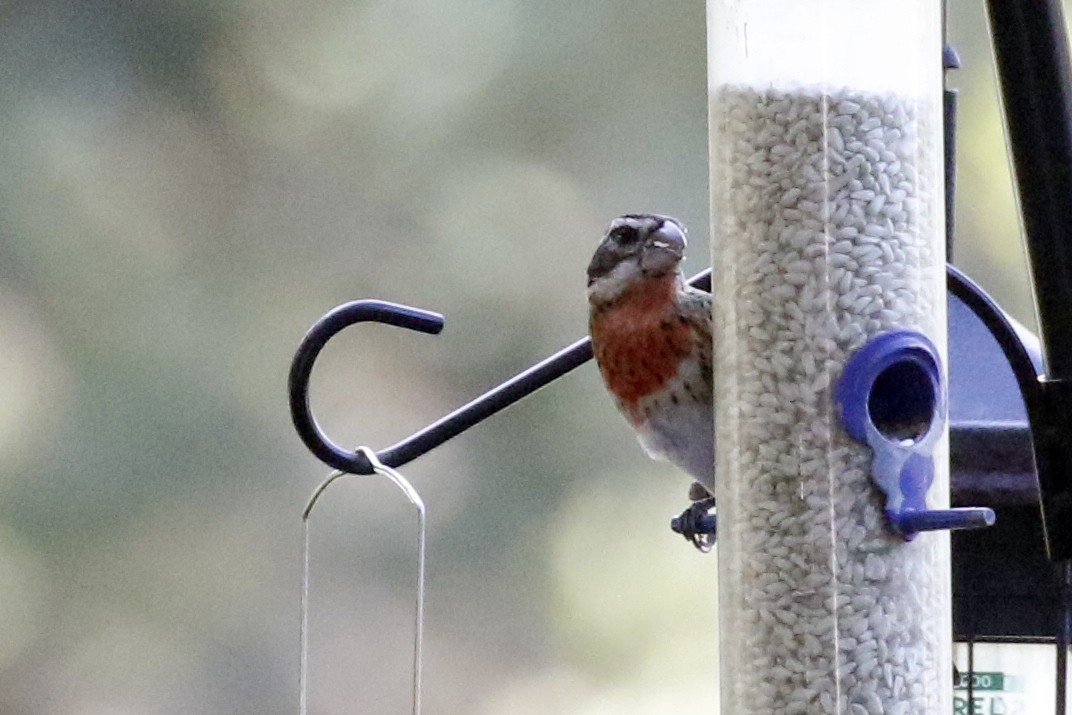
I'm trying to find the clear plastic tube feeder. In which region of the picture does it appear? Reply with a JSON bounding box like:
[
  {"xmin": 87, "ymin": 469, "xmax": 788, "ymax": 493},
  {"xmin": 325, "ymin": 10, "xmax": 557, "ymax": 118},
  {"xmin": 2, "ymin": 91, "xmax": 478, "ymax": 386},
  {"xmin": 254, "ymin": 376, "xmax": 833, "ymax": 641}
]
[{"xmin": 708, "ymin": 1, "xmax": 950, "ymax": 713}]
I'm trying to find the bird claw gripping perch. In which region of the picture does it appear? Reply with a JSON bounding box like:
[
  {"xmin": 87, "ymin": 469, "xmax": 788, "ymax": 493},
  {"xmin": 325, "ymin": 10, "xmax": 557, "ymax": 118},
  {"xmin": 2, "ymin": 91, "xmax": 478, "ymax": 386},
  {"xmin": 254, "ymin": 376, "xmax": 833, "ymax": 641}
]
[
  {"xmin": 835, "ymin": 330, "xmax": 995, "ymax": 538},
  {"xmin": 670, "ymin": 498, "xmax": 717, "ymax": 552}
]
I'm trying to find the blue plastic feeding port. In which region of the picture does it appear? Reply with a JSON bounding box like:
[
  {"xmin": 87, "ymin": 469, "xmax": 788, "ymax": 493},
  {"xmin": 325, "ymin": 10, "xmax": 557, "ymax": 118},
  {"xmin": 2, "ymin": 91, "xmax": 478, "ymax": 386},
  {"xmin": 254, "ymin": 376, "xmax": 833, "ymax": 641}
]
[{"xmin": 836, "ymin": 330, "xmax": 996, "ymax": 539}]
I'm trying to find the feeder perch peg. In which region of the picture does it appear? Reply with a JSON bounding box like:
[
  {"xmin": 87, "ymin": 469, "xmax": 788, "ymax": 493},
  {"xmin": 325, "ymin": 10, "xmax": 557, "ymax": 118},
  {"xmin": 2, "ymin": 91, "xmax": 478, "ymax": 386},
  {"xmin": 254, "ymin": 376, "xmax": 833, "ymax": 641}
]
[{"xmin": 835, "ymin": 330, "xmax": 996, "ymax": 539}]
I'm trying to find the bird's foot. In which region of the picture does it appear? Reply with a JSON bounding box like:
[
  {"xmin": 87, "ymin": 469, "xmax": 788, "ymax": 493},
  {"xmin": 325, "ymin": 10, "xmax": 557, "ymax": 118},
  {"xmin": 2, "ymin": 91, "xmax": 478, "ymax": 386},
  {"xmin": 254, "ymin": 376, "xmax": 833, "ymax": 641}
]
[{"xmin": 670, "ymin": 496, "xmax": 717, "ymax": 553}]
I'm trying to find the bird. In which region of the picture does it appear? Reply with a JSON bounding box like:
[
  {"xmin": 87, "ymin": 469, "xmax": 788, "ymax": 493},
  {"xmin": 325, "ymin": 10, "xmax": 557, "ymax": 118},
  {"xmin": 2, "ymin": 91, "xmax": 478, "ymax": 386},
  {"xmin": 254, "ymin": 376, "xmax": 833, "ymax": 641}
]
[{"xmin": 586, "ymin": 214, "xmax": 715, "ymax": 549}]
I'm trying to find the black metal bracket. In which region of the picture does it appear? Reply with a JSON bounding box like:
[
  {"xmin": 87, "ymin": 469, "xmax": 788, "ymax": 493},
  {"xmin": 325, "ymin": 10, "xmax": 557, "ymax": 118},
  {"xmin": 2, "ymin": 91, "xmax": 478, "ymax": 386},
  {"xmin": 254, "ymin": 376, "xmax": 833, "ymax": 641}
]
[
  {"xmin": 287, "ymin": 300, "xmax": 445, "ymax": 475},
  {"xmin": 288, "ymin": 271, "xmax": 712, "ymax": 476},
  {"xmin": 986, "ymin": 0, "xmax": 1072, "ymax": 561}
]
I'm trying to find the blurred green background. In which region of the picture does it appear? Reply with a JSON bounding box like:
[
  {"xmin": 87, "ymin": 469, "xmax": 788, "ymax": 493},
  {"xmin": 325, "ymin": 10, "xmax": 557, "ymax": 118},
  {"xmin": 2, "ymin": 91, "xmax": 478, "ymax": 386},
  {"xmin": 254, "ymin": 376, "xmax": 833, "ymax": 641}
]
[{"xmin": 0, "ymin": 1, "xmax": 1041, "ymax": 713}]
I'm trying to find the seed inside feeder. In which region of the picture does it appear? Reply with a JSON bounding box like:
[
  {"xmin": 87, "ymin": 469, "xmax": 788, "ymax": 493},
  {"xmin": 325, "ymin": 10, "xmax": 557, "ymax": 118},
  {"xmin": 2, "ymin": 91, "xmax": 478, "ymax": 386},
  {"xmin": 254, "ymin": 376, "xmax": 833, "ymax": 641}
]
[{"xmin": 712, "ymin": 84, "xmax": 948, "ymax": 714}]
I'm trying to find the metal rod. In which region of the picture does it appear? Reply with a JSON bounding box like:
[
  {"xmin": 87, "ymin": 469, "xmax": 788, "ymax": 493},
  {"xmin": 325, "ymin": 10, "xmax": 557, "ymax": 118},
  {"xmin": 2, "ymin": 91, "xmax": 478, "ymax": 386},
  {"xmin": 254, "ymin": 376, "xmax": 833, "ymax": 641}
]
[
  {"xmin": 985, "ymin": 0, "xmax": 1072, "ymax": 379},
  {"xmin": 985, "ymin": 0, "xmax": 1072, "ymax": 560},
  {"xmin": 967, "ymin": 635, "xmax": 975, "ymax": 709},
  {"xmin": 944, "ymin": 42, "xmax": 960, "ymax": 261},
  {"xmin": 289, "ymin": 270, "xmax": 712, "ymax": 475},
  {"xmin": 1058, "ymin": 559, "xmax": 1070, "ymax": 715}
]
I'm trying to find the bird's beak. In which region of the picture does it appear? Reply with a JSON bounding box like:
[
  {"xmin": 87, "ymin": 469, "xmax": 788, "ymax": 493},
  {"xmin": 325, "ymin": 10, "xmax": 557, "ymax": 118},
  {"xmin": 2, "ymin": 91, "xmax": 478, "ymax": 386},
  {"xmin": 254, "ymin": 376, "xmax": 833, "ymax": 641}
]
[
  {"xmin": 640, "ymin": 220, "xmax": 687, "ymax": 272},
  {"xmin": 651, "ymin": 219, "xmax": 687, "ymax": 256}
]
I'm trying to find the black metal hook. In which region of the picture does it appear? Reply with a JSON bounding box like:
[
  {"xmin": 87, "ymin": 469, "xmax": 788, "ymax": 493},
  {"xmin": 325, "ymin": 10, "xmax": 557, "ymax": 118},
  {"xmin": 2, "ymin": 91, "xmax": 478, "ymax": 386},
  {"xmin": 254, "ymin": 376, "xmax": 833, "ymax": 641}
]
[
  {"xmin": 288, "ymin": 270, "xmax": 712, "ymax": 475},
  {"xmin": 288, "ymin": 300, "xmax": 445, "ymax": 474}
]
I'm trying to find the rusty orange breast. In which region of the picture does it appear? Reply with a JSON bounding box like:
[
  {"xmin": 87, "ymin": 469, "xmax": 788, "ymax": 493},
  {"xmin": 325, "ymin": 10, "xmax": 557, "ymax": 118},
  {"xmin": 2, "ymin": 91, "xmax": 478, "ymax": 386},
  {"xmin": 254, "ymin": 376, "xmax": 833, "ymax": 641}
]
[{"xmin": 590, "ymin": 276, "xmax": 692, "ymax": 417}]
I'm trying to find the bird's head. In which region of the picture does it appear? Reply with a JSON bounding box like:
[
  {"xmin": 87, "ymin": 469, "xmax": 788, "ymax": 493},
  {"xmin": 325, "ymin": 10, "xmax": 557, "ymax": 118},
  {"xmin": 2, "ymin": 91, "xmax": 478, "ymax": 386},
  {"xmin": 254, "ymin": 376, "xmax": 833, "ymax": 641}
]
[{"xmin": 586, "ymin": 214, "xmax": 687, "ymax": 304}]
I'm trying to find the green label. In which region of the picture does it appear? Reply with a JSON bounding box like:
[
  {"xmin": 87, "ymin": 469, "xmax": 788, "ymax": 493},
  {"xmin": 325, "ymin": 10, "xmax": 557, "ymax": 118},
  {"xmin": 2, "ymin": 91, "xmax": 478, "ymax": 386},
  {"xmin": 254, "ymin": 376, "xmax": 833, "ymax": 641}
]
[{"xmin": 954, "ymin": 671, "xmax": 1005, "ymax": 692}]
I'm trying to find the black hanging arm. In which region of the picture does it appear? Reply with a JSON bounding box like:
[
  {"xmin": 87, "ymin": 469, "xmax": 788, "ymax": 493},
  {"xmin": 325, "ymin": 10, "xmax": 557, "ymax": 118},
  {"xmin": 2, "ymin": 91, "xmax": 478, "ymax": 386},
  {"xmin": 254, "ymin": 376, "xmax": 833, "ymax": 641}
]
[
  {"xmin": 986, "ymin": 0, "xmax": 1072, "ymax": 378},
  {"xmin": 288, "ymin": 300, "xmax": 445, "ymax": 474},
  {"xmin": 986, "ymin": 0, "xmax": 1072, "ymax": 561},
  {"xmin": 289, "ymin": 270, "xmax": 714, "ymax": 475}
]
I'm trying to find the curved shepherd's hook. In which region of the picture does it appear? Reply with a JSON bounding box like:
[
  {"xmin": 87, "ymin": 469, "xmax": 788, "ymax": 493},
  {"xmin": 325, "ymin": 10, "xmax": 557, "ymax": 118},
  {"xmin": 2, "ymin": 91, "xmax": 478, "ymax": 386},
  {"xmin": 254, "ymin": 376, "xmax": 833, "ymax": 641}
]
[
  {"xmin": 289, "ymin": 270, "xmax": 713, "ymax": 475},
  {"xmin": 288, "ymin": 300, "xmax": 445, "ymax": 474}
]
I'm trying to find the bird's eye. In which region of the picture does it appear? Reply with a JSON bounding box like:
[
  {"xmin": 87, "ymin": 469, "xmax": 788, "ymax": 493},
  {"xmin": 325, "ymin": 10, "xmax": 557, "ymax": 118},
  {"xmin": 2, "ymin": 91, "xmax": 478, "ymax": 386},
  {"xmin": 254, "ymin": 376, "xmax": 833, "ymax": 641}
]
[{"xmin": 611, "ymin": 225, "xmax": 641, "ymax": 244}]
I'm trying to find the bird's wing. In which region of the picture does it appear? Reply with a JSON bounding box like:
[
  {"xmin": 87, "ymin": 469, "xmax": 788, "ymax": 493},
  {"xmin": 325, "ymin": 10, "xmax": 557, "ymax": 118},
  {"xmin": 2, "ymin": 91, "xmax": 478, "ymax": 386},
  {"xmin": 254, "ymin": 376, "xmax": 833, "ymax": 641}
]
[{"xmin": 681, "ymin": 286, "xmax": 713, "ymax": 391}]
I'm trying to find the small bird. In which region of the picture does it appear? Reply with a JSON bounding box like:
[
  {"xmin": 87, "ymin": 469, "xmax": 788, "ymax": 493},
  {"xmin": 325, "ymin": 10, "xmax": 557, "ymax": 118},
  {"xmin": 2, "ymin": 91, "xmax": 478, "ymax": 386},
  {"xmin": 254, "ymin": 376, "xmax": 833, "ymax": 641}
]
[{"xmin": 586, "ymin": 214, "xmax": 715, "ymax": 548}]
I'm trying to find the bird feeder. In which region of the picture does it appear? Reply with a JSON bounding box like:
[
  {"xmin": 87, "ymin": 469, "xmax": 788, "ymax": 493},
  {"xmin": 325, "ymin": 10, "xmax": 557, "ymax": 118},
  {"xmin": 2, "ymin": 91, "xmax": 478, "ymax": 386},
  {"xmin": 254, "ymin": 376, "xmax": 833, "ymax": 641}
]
[
  {"xmin": 708, "ymin": 0, "xmax": 955, "ymax": 711},
  {"xmin": 704, "ymin": 0, "xmax": 1072, "ymax": 711}
]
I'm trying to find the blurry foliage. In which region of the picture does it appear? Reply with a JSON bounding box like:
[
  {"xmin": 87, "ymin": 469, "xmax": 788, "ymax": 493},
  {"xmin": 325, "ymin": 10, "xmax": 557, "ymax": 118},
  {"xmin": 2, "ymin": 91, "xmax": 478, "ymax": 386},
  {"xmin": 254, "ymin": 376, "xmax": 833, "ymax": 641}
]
[{"xmin": 0, "ymin": 0, "xmax": 1048, "ymax": 712}]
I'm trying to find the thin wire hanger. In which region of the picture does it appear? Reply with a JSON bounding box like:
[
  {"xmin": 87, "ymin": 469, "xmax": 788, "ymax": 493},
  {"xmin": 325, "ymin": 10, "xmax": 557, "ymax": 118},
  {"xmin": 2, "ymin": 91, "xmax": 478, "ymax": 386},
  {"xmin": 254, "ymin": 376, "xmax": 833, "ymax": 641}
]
[{"xmin": 299, "ymin": 446, "xmax": 427, "ymax": 715}]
